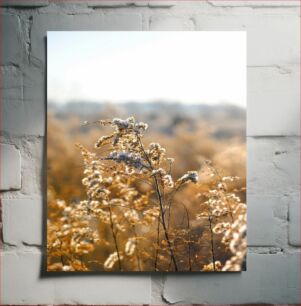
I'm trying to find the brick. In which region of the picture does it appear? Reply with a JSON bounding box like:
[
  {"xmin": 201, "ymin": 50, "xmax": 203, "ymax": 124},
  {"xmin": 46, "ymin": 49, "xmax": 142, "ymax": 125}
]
[
  {"xmin": 0, "ymin": 143, "xmax": 21, "ymax": 191},
  {"xmin": 2, "ymin": 198, "xmax": 42, "ymax": 246},
  {"xmin": 22, "ymin": 66, "xmax": 46, "ymax": 136},
  {"xmin": 87, "ymin": 1, "xmax": 135, "ymax": 7},
  {"xmin": 194, "ymin": 12, "xmax": 299, "ymax": 67},
  {"xmin": 31, "ymin": 13, "xmax": 142, "ymax": 65},
  {"xmin": 1, "ymin": 65, "xmax": 45, "ymax": 136},
  {"xmin": 248, "ymin": 195, "xmax": 276, "ymax": 246},
  {"xmin": 163, "ymin": 253, "xmax": 300, "ymax": 304},
  {"xmin": 0, "ymin": 0, "xmax": 48, "ymax": 6},
  {"xmin": 207, "ymin": 0, "xmax": 300, "ymax": 7},
  {"xmin": 102, "ymin": 12, "xmax": 142, "ymax": 29},
  {"xmin": 151, "ymin": 275, "xmax": 164, "ymax": 304},
  {"xmin": 149, "ymin": 15, "xmax": 194, "ymax": 30},
  {"xmin": 289, "ymin": 193, "xmax": 300, "ymax": 246},
  {"xmin": 248, "ymin": 137, "xmax": 299, "ymax": 196},
  {"xmin": 1, "ymin": 66, "xmax": 23, "ymax": 134},
  {"xmin": 2, "ymin": 13, "xmax": 23, "ymax": 65},
  {"xmin": 20, "ymin": 137, "xmax": 44, "ymax": 196},
  {"xmin": 133, "ymin": 1, "xmax": 149, "ymax": 6},
  {"xmin": 248, "ymin": 66, "xmax": 300, "ymax": 136},
  {"xmin": 0, "ymin": 66, "xmax": 22, "ymax": 101},
  {"xmin": 148, "ymin": 1, "xmax": 175, "ymax": 7},
  {"xmin": 247, "ymin": 195, "xmax": 288, "ymax": 247},
  {"xmin": 56, "ymin": 0, "xmax": 149, "ymax": 7},
  {"xmin": 86, "ymin": 0, "xmax": 174, "ymax": 7},
  {"xmin": 2, "ymin": 251, "xmax": 151, "ymax": 304}
]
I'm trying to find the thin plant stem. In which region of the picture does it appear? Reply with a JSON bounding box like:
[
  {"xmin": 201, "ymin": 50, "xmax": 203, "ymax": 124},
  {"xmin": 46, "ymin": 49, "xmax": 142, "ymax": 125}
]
[
  {"xmin": 136, "ymin": 134, "xmax": 178, "ymax": 271},
  {"xmin": 182, "ymin": 203, "xmax": 192, "ymax": 271},
  {"xmin": 211, "ymin": 165, "xmax": 234, "ymax": 223},
  {"xmin": 152, "ymin": 169, "xmax": 178, "ymax": 271},
  {"xmin": 166, "ymin": 183, "xmax": 184, "ymax": 231},
  {"xmin": 154, "ymin": 215, "xmax": 160, "ymax": 271},
  {"xmin": 207, "ymin": 203, "xmax": 216, "ymax": 271},
  {"xmin": 122, "ymin": 214, "xmax": 142, "ymax": 271},
  {"xmin": 108, "ymin": 206, "xmax": 122, "ymax": 270},
  {"xmin": 132, "ymin": 225, "xmax": 142, "ymax": 271}
]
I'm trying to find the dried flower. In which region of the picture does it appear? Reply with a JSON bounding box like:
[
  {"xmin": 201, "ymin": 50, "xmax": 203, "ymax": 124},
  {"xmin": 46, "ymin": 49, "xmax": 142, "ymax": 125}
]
[
  {"xmin": 104, "ymin": 252, "xmax": 124, "ymax": 270},
  {"xmin": 106, "ymin": 151, "xmax": 148, "ymax": 171},
  {"xmin": 178, "ymin": 171, "xmax": 199, "ymax": 184},
  {"xmin": 48, "ymin": 117, "xmax": 246, "ymax": 273},
  {"xmin": 162, "ymin": 174, "xmax": 174, "ymax": 188},
  {"xmin": 95, "ymin": 135, "xmax": 114, "ymax": 148},
  {"xmin": 112, "ymin": 117, "xmax": 135, "ymax": 130},
  {"xmin": 62, "ymin": 265, "xmax": 74, "ymax": 272},
  {"xmin": 202, "ymin": 261, "xmax": 222, "ymax": 271},
  {"xmin": 125, "ymin": 238, "xmax": 136, "ymax": 256}
]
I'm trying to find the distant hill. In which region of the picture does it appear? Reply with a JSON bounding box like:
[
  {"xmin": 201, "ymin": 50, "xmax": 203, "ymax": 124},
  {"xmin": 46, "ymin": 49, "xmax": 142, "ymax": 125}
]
[
  {"xmin": 49, "ymin": 100, "xmax": 245, "ymax": 118},
  {"xmin": 48, "ymin": 101, "xmax": 246, "ymax": 139}
]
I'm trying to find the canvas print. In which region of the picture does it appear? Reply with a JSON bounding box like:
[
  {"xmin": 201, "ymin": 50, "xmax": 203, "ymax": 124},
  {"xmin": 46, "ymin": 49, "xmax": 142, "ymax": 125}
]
[{"xmin": 47, "ymin": 31, "xmax": 246, "ymax": 272}]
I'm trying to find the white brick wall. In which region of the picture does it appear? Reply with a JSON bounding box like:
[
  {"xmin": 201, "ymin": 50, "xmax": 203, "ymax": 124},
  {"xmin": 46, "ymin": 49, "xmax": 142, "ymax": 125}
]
[
  {"xmin": 0, "ymin": 0, "xmax": 299, "ymax": 304},
  {"xmin": 0, "ymin": 143, "xmax": 21, "ymax": 191},
  {"xmin": 2, "ymin": 198, "xmax": 42, "ymax": 246},
  {"xmin": 163, "ymin": 253, "xmax": 300, "ymax": 304},
  {"xmin": 0, "ymin": 0, "xmax": 49, "ymax": 6},
  {"xmin": 2, "ymin": 252, "xmax": 151, "ymax": 304},
  {"xmin": 1, "ymin": 13, "xmax": 24, "ymax": 65}
]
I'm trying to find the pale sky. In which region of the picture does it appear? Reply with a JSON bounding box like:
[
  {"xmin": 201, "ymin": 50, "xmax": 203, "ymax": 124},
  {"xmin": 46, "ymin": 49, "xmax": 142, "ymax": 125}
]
[{"xmin": 47, "ymin": 31, "xmax": 246, "ymax": 107}]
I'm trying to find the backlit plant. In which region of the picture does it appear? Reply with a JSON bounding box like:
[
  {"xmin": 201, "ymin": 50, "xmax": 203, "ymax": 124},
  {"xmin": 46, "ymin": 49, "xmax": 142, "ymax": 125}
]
[{"xmin": 47, "ymin": 117, "xmax": 246, "ymax": 272}]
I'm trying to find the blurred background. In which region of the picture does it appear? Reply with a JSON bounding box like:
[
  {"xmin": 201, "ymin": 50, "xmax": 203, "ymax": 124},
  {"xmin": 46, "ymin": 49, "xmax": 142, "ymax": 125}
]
[
  {"xmin": 47, "ymin": 31, "xmax": 246, "ymax": 271},
  {"xmin": 48, "ymin": 31, "xmax": 246, "ymax": 202}
]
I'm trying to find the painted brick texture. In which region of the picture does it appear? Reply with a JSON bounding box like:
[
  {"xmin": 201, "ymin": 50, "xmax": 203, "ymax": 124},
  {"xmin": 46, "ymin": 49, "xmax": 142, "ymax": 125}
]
[{"xmin": 0, "ymin": 0, "xmax": 299, "ymax": 304}]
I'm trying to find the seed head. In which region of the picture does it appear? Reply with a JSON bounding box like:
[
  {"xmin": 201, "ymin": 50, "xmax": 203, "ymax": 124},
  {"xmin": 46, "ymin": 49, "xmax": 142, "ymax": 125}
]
[{"xmin": 178, "ymin": 171, "xmax": 199, "ymax": 184}]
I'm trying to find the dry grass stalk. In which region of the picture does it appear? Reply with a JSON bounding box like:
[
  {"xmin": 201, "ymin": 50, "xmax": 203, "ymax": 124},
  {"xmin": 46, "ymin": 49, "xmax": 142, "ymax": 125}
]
[{"xmin": 47, "ymin": 117, "xmax": 246, "ymax": 272}]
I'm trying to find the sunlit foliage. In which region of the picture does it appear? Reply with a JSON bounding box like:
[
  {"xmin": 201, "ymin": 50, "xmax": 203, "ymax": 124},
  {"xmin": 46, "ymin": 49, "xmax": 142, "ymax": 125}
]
[{"xmin": 47, "ymin": 114, "xmax": 246, "ymax": 272}]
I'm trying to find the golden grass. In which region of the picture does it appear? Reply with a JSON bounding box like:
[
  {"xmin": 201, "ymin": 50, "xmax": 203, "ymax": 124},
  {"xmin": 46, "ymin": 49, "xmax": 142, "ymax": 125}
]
[{"xmin": 47, "ymin": 114, "xmax": 246, "ymax": 272}]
